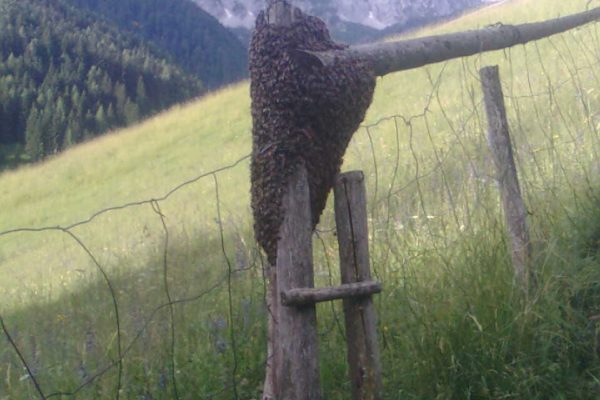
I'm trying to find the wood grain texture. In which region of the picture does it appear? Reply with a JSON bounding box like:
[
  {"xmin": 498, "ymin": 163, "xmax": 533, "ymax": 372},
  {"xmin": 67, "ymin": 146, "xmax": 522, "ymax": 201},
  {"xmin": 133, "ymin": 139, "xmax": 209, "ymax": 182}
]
[
  {"xmin": 334, "ymin": 171, "xmax": 382, "ymax": 400},
  {"xmin": 480, "ymin": 65, "xmax": 533, "ymax": 292},
  {"xmin": 305, "ymin": 7, "xmax": 600, "ymax": 77},
  {"xmin": 276, "ymin": 165, "xmax": 321, "ymax": 400},
  {"xmin": 281, "ymin": 281, "xmax": 382, "ymax": 306}
]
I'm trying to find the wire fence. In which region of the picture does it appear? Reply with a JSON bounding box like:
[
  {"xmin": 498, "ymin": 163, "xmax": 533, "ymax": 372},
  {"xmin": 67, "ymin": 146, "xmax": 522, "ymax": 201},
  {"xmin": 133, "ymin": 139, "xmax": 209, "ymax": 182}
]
[
  {"xmin": 2, "ymin": 10, "xmax": 600, "ymax": 400},
  {"xmin": 0, "ymin": 155, "xmax": 258, "ymax": 399}
]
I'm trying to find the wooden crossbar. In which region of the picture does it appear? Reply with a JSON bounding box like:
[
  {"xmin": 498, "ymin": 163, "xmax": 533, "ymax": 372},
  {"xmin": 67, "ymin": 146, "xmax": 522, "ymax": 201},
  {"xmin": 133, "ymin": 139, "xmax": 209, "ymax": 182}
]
[{"xmin": 281, "ymin": 281, "xmax": 382, "ymax": 307}]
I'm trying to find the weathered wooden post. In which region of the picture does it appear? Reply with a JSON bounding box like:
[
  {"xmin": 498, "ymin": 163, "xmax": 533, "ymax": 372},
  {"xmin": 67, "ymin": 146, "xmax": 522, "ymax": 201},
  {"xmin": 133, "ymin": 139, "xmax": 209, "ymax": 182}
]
[
  {"xmin": 334, "ymin": 171, "xmax": 383, "ymax": 400},
  {"xmin": 275, "ymin": 164, "xmax": 321, "ymax": 400},
  {"xmin": 278, "ymin": 169, "xmax": 383, "ymax": 400},
  {"xmin": 248, "ymin": 2, "xmax": 600, "ymax": 397},
  {"xmin": 259, "ymin": 3, "xmax": 298, "ymax": 399},
  {"xmin": 253, "ymin": 0, "xmax": 376, "ymax": 396},
  {"xmin": 480, "ymin": 65, "xmax": 533, "ymax": 292}
]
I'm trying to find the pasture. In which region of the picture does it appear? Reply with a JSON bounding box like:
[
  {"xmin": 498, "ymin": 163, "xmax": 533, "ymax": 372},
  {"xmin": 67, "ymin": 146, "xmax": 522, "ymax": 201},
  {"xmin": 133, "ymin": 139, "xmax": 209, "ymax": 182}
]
[{"xmin": 1, "ymin": 0, "xmax": 600, "ymax": 398}]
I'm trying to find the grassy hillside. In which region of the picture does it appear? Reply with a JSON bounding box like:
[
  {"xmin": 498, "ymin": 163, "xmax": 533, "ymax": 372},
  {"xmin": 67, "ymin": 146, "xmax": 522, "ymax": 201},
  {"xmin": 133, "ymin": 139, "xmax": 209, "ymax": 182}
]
[{"xmin": 1, "ymin": 0, "xmax": 600, "ymax": 398}]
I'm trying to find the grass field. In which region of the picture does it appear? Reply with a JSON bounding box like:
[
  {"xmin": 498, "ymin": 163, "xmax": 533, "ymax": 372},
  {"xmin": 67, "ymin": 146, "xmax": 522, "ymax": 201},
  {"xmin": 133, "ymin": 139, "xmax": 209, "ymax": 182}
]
[{"xmin": 1, "ymin": 0, "xmax": 600, "ymax": 398}]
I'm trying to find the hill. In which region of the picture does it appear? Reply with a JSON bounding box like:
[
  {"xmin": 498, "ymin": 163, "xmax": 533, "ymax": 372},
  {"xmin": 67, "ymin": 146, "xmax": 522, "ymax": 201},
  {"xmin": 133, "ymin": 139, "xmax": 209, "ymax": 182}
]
[
  {"xmin": 0, "ymin": 0, "xmax": 248, "ymax": 167},
  {"xmin": 1, "ymin": 0, "xmax": 600, "ymax": 398},
  {"xmin": 0, "ymin": 0, "xmax": 204, "ymax": 164},
  {"xmin": 65, "ymin": 0, "xmax": 248, "ymax": 88}
]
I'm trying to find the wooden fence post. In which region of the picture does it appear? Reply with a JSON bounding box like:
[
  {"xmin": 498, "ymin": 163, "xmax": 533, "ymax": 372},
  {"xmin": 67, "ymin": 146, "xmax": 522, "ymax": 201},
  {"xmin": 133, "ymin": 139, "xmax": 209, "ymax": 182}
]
[
  {"xmin": 276, "ymin": 164, "xmax": 321, "ymax": 400},
  {"xmin": 263, "ymin": 261, "xmax": 278, "ymax": 399},
  {"xmin": 480, "ymin": 65, "xmax": 533, "ymax": 292},
  {"xmin": 334, "ymin": 171, "xmax": 383, "ymax": 400},
  {"xmin": 261, "ymin": 3, "xmax": 298, "ymax": 399}
]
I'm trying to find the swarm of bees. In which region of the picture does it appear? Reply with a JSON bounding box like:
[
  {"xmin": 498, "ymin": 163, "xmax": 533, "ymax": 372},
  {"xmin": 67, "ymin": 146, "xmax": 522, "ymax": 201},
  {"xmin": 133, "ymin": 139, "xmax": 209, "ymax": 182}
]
[{"xmin": 250, "ymin": 6, "xmax": 376, "ymax": 265}]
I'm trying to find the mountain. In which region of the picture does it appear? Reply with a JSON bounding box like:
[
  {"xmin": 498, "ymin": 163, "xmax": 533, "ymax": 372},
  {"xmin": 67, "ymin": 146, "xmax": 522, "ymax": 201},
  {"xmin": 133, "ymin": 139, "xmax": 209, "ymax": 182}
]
[
  {"xmin": 0, "ymin": 0, "xmax": 250, "ymax": 166},
  {"xmin": 0, "ymin": 0, "xmax": 203, "ymax": 162},
  {"xmin": 193, "ymin": 0, "xmax": 489, "ymax": 43},
  {"xmin": 64, "ymin": 0, "xmax": 248, "ymax": 89}
]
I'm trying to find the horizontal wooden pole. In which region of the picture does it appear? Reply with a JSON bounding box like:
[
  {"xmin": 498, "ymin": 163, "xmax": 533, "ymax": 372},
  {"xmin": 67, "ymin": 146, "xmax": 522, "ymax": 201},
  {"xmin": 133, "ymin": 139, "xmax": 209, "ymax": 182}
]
[
  {"xmin": 302, "ymin": 6, "xmax": 600, "ymax": 77},
  {"xmin": 281, "ymin": 281, "xmax": 382, "ymax": 307}
]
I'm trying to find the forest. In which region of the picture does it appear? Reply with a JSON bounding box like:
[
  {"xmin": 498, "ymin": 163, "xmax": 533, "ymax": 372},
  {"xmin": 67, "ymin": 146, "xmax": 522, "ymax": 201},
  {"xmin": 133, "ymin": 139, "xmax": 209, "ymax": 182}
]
[
  {"xmin": 65, "ymin": 0, "xmax": 248, "ymax": 88},
  {"xmin": 0, "ymin": 0, "xmax": 247, "ymax": 165}
]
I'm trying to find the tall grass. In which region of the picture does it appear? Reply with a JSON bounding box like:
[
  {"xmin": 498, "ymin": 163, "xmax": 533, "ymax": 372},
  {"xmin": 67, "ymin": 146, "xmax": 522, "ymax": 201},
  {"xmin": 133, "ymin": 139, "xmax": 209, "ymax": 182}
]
[{"xmin": 1, "ymin": 0, "xmax": 600, "ymax": 398}]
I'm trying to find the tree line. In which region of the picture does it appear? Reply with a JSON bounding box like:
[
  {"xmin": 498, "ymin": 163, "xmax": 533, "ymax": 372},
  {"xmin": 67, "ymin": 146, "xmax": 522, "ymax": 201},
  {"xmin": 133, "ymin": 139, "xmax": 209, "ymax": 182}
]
[
  {"xmin": 65, "ymin": 0, "xmax": 249, "ymax": 89},
  {"xmin": 0, "ymin": 0, "xmax": 248, "ymax": 165}
]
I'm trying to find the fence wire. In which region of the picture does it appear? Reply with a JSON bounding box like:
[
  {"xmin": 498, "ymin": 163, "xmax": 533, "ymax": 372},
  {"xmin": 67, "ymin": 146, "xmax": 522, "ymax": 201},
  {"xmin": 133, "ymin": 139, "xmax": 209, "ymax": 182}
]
[{"xmin": 1, "ymin": 13, "xmax": 600, "ymax": 400}]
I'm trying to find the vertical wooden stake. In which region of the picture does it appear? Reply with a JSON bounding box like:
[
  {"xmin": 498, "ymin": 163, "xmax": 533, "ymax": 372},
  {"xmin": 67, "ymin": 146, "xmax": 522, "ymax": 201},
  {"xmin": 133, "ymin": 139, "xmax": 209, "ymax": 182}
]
[
  {"xmin": 276, "ymin": 164, "xmax": 321, "ymax": 400},
  {"xmin": 334, "ymin": 171, "xmax": 383, "ymax": 400},
  {"xmin": 262, "ymin": 2, "xmax": 298, "ymax": 398},
  {"xmin": 262, "ymin": 264, "xmax": 278, "ymax": 400},
  {"xmin": 480, "ymin": 65, "xmax": 533, "ymax": 292}
]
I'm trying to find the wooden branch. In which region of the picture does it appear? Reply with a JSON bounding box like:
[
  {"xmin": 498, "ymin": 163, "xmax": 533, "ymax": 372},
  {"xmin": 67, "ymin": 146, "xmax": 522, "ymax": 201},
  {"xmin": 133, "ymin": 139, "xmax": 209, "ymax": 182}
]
[
  {"xmin": 276, "ymin": 164, "xmax": 321, "ymax": 400},
  {"xmin": 334, "ymin": 171, "xmax": 383, "ymax": 400},
  {"xmin": 303, "ymin": 6, "xmax": 600, "ymax": 76},
  {"xmin": 480, "ymin": 66, "xmax": 533, "ymax": 293},
  {"xmin": 281, "ymin": 281, "xmax": 382, "ymax": 307}
]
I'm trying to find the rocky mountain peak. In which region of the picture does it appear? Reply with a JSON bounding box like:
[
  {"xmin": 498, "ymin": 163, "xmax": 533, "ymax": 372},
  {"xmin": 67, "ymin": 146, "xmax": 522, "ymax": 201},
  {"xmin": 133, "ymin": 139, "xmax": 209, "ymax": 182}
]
[{"xmin": 193, "ymin": 0, "xmax": 487, "ymax": 31}]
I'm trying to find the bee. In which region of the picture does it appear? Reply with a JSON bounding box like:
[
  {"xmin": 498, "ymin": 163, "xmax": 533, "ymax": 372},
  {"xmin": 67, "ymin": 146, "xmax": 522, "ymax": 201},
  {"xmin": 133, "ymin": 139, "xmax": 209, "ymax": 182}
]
[{"xmin": 249, "ymin": 6, "xmax": 376, "ymax": 265}]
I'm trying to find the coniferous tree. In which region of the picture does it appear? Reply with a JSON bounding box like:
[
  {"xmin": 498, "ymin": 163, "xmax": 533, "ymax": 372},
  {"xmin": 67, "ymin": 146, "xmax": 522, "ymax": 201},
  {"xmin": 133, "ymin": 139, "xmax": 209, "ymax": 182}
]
[
  {"xmin": 0, "ymin": 0, "xmax": 204, "ymax": 165},
  {"xmin": 25, "ymin": 107, "xmax": 43, "ymax": 160},
  {"xmin": 95, "ymin": 104, "xmax": 107, "ymax": 133},
  {"xmin": 135, "ymin": 76, "xmax": 148, "ymax": 115},
  {"xmin": 123, "ymin": 98, "xmax": 139, "ymax": 125},
  {"xmin": 64, "ymin": 0, "xmax": 248, "ymax": 88}
]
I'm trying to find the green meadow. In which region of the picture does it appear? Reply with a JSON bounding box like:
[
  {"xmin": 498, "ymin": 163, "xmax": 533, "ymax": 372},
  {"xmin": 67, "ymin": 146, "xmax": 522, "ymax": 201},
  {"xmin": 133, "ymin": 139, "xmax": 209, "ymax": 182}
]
[{"xmin": 1, "ymin": 0, "xmax": 600, "ymax": 398}]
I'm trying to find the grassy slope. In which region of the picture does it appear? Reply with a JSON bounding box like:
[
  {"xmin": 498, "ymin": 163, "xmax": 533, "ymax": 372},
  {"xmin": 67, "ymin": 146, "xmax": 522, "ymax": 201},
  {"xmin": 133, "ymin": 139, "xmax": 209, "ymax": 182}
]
[
  {"xmin": 1, "ymin": 0, "xmax": 585, "ymax": 230},
  {"xmin": 0, "ymin": 0, "xmax": 587, "ymax": 228},
  {"xmin": 1, "ymin": 0, "xmax": 600, "ymax": 398},
  {"xmin": 0, "ymin": 83, "xmax": 252, "ymax": 300},
  {"xmin": 0, "ymin": 83, "xmax": 250, "ymax": 228}
]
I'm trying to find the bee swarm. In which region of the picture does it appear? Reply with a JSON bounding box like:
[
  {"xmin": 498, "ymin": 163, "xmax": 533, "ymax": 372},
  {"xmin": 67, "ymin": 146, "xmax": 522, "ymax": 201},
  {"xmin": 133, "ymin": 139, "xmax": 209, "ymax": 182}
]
[{"xmin": 250, "ymin": 5, "xmax": 376, "ymax": 265}]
